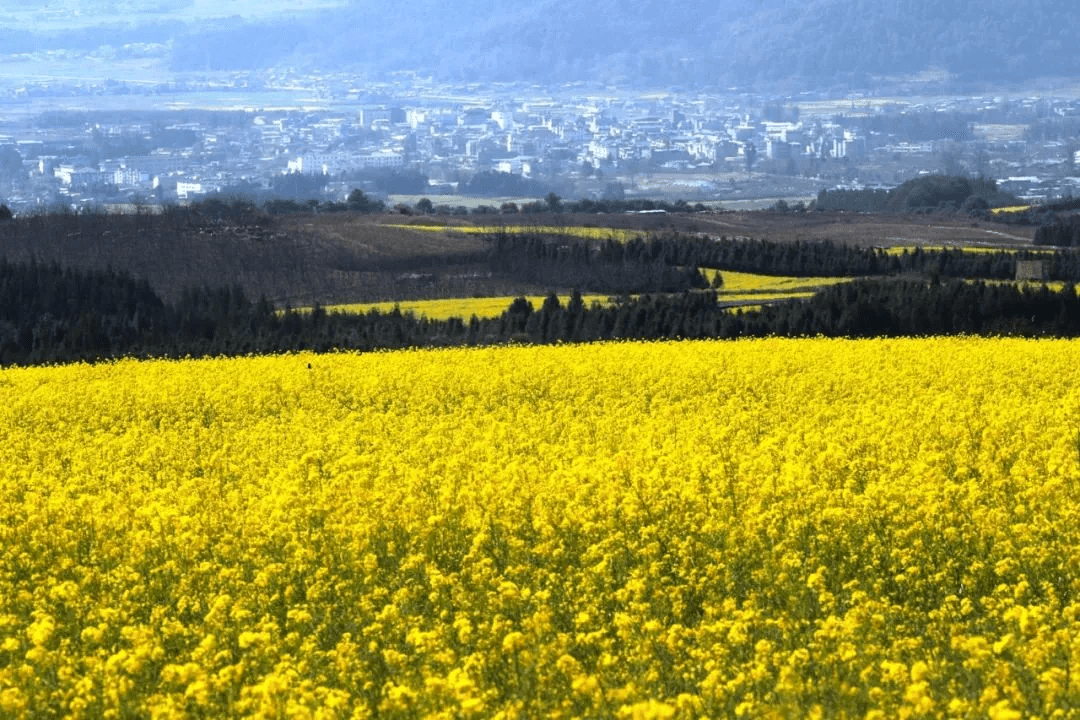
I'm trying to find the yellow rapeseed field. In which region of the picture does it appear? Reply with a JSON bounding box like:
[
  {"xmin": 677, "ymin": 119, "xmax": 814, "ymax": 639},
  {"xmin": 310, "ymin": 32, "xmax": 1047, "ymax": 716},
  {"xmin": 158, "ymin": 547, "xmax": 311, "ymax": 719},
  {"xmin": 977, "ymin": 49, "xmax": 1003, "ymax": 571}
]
[
  {"xmin": 706, "ymin": 270, "xmax": 855, "ymax": 294},
  {"xmin": 387, "ymin": 224, "xmax": 641, "ymax": 242},
  {"xmin": 884, "ymin": 245, "xmax": 1052, "ymax": 256},
  {"xmin": 308, "ymin": 295, "xmax": 612, "ymax": 321},
  {"xmin": 3, "ymin": 338, "xmax": 1080, "ymax": 718}
]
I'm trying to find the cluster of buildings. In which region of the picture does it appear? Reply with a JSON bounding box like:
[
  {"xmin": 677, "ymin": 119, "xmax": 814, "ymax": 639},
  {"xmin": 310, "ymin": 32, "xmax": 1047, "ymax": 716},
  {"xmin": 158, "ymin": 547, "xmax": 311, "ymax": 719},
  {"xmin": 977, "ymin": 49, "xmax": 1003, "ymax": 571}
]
[{"xmin": 1, "ymin": 74, "xmax": 1080, "ymax": 210}]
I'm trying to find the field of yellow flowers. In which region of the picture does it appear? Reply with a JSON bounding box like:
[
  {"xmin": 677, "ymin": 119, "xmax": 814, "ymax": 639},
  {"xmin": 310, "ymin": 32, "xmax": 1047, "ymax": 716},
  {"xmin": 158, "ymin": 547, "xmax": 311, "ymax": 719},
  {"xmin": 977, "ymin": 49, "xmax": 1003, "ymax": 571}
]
[
  {"xmin": 3, "ymin": 338, "xmax": 1080, "ymax": 718},
  {"xmin": 310, "ymin": 295, "xmax": 611, "ymax": 321}
]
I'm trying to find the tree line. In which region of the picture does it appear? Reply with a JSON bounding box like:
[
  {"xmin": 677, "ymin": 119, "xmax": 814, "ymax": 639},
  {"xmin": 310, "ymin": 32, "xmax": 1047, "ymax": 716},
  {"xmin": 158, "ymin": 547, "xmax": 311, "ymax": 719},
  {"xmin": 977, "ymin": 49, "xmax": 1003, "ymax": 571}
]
[
  {"xmin": 1034, "ymin": 216, "xmax": 1080, "ymax": 247},
  {"xmin": 5, "ymin": 257, "xmax": 1080, "ymax": 367},
  {"xmin": 569, "ymin": 232, "xmax": 1039, "ymax": 282},
  {"xmin": 486, "ymin": 230, "xmax": 708, "ymax": 294},
  {"xmin": 814, "ymin": 175, "xmax": 1020, "ymax": 214},
  {"xmin": 197, "ymin": 189, "xmax": 708, "ymax": 219}
]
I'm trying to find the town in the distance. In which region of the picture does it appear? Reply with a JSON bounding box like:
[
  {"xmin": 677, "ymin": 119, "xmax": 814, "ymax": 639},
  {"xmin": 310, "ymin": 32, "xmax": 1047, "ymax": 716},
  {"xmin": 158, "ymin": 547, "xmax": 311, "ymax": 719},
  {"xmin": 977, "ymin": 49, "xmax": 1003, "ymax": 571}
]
[{"xmin": 0, "ymin": 69, "xmax": 1077, "ymax": 213}]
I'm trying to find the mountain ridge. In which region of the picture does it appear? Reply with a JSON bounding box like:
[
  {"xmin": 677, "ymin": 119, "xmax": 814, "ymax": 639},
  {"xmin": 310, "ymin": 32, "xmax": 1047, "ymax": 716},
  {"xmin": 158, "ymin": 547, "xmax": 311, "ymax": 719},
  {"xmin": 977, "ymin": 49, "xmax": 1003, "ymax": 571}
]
[
  {"xmin": 169, "ymin": 0, "xmax": 1080, "ymax": 88},
  {"xmin": 5, "ymin": 0, "xmax": 1078, "ymax": 90}
]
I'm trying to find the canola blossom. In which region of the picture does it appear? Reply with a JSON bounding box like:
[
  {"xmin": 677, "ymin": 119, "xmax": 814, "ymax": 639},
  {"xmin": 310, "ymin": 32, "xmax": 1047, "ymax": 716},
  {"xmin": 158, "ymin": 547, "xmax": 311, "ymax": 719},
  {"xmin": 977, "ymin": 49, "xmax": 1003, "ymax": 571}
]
[
  {"xmin": 884, "ymin": 245, "xmax": 1048, "ymax": 256},
  {"xmin": 705, "ymin": 270, "xmax": 855, "ymax": 296},
  {"xmin": 303, "ymin": 282, "xmax": 818, "ymax": 319},
  {"xmin": 3, "ymin": 338, "xmax": 1080, "ymax": 718},
  {"xmin": 305, "ymin": 295, "xmax": 612, "ymax": 321},
  {"xmin": 387, "ymin": 224, "xmax": 641, "ymax": 241}
]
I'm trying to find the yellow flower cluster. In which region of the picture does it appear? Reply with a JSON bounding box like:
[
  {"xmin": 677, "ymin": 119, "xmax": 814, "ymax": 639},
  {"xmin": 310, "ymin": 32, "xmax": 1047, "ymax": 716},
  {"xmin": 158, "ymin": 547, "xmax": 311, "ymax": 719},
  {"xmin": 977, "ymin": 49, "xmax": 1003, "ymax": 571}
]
[
  {"xmin": 307, "ymin": 295, "xmax": 611, "ymax": 321},
  {"xmin": 705, "ymin": 269, "xmax": 854, "ymax": 293},
  {"xmin": 2, "ymin": 338, "xmax": 1080, "ymax": 718},
  {"xmin": 884, "ymin": 245, "xmax": 1053, "ymax": 256},
  {"xmin": 388, "ymin": 224, "xmax": 641, "ymax": 242}
]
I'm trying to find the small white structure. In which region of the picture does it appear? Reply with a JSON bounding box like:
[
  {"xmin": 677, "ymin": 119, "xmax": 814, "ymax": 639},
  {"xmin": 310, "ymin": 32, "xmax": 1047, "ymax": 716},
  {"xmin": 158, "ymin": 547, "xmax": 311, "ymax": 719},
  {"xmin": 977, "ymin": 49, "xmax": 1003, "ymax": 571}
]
[{"xmin": 176, "ymin": 182, "xmax": 204, "ymax": 200}]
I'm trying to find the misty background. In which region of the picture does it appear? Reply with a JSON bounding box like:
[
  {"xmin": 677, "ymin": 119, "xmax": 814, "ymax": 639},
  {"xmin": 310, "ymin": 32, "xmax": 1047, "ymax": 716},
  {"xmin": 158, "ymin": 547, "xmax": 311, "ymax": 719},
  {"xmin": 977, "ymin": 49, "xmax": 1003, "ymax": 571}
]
[{"xmin": 0, "ymin": 0, "xmax": 1075, "ymax": 90}]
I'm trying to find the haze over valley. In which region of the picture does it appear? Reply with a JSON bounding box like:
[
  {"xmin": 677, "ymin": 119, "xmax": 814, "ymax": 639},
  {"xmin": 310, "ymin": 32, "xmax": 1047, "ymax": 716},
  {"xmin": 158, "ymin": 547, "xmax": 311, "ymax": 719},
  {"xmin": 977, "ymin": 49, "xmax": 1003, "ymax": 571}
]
[
  {"xmin": 0, "ymin": 1, "xmax": 1077, "ymax": 213},
  {"xmin": 0, "ymin": 0, "xmax": 1077, "ymax": 88}
]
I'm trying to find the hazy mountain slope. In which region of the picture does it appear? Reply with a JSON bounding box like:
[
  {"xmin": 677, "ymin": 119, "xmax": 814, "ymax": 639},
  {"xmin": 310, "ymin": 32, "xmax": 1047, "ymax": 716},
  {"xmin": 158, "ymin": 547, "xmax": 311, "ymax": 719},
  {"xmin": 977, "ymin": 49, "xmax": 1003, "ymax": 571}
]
[
  {"xmin": 13, "ymin": 0, "xmax": 1079, "ymax": 88},
  {"xmin": 204, "ymin": 0, "xmax": 1076, "ymax": 86}
]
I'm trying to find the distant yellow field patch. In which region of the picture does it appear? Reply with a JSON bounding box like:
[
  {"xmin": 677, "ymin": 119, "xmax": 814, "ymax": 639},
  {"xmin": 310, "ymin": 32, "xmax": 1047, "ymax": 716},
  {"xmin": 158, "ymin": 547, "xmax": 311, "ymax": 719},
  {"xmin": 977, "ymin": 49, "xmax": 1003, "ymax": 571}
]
[
  {"xmin": 387, "ymin": 224, "xmax": 642, "ymax": 241},
  {"xmin": 981, "ymin": 280, "xmax": 1080, "ymax": 294},
  {"xmin": 990, "ymin": 205, "xmax": 1032, "ymax": 215},
  {"xmin": 706, "ymin": 269, "xmax": 855, "ymax": 293},
  {"xmin": 885, "ymin": 244, "xmax": 1048, "ymax": 255},
  {"xmin": 314, "ymin": 295, "xmax": 613, "ymax": 320},
  {"xmin": 719, "ymin": 292, "xmax": 815, "ymax": 303}
]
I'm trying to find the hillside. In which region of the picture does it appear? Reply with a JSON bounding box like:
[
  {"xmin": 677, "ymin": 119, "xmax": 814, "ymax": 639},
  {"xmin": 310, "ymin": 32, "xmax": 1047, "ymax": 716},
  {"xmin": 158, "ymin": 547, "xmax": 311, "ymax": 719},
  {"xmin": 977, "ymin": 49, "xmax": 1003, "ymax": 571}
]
[
  {"xmin": 163, "ymin": 0, "xmax": 1079, "ymax": 88},
  {"xmin": 0, "ymin": 207, "xmax": 1036, "ymax": 306},
  {"xmin": 0, "ymin": 1, "xmax": 1073, "ymax": 89}
]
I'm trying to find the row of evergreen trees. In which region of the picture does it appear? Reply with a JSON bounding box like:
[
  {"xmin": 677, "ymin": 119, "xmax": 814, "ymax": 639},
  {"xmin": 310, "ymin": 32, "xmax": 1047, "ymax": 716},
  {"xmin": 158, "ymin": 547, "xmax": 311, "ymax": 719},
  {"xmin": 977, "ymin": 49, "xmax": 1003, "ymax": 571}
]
[
  {"xmin": 4, "ymin": 257, "xmax": 1080, "ymax": 367},
  {"xmin": 1034, "ymin": 217, "xmax": 1080, "ymax": 247},
  {"xmin": 814, "ymin": 175, "xmax": 1019, "ymax": 213},
  {"xmin": 511, "ymin": 231, "xmax": 1045, "ymax": 282},
  {"xmin": 485, "ymin": 230, "xmax": 709, "ymax": 293}
]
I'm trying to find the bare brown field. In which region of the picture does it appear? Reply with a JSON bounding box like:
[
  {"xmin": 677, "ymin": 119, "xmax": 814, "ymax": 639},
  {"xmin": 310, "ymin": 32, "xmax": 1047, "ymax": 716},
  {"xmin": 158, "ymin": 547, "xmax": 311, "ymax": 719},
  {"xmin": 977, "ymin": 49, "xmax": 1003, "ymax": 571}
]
[
  {"xmin": 374, "ymin": 211, "xmax": 712, "ymax": 235},
  {"xmin": 688, "ymin": 211, "xmax": 1037, "ymax": 248},
  {"xmin": 230, "ymin": 211, "xmax": 1041, "ymax": 309},
  {"xmin": 355, "ymin": 210, "xmax": 1037, "ymax": 250},
  {"xmin": 0, "ymin": 209, "xmax": 1039, "ymax": 310},
  {"xmin": 283, "ymin": 214, "xmax": 489, "ymax": 260}
]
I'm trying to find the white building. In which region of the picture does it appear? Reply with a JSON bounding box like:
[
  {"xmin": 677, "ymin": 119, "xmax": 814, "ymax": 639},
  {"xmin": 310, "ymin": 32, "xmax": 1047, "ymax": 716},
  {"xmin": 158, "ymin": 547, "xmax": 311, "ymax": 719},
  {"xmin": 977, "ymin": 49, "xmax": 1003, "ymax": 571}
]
[
  {"xmin": 176, "ymin": 182, "xmax": 204, "ymax": 200},
  {"xmin": 495, "ymin": 157, "xmax": 534, "ymax": 176},
  {"xmin": 491, "ymin": 111, "xmax": 516, "ymax": 131},
  {"xmin": 55, "ymin": 165, "xmax": 107, "ymax": 187},
  {"xmin": 359, "ymin": 150, "xmax": 405, "ymax": 170},
  {"xmin": 114, "ymin": 168, "xmax": 151, "ymax": 187},
  {"xmin": 287, "ymin": 150, "xmax": 405, "ymax": 175},
  {"xmin": 588, "ymin": 140, "xmax": 616, "ymax": 161}
]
